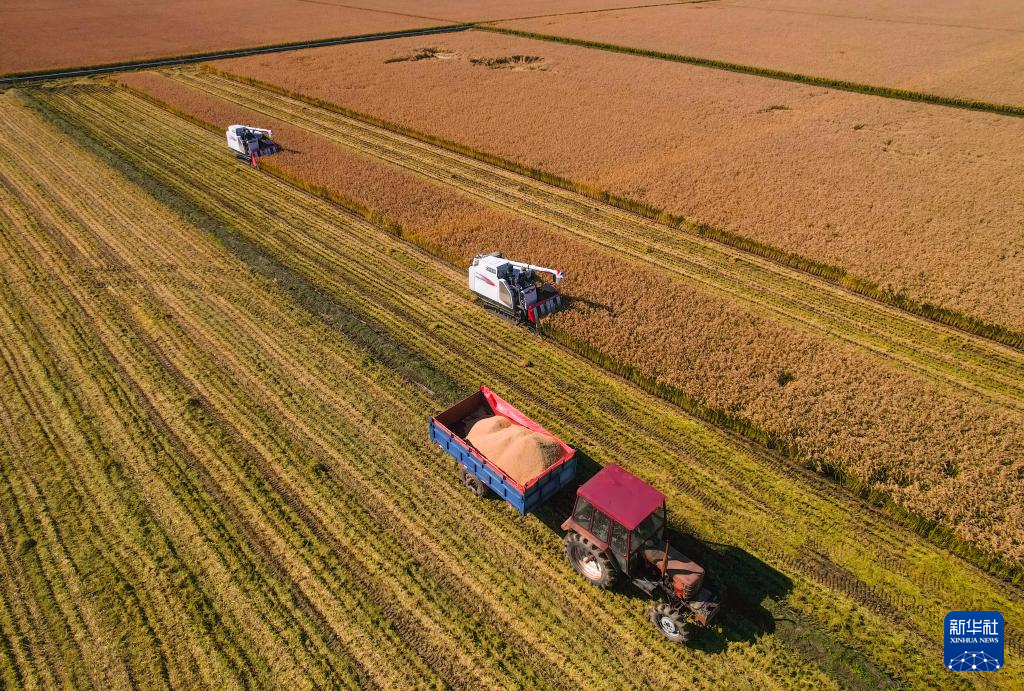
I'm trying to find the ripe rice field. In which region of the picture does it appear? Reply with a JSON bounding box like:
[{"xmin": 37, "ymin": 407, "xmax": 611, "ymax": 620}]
[
  {"xmin": 114, "ymin": 66, "xmax": 1024, "ymax": 564},
  {"xmin": 2, "ymin": 81, "xmax": 1023, "ymax": 688},
  {"xmin": 211, "ymin": 30, "xmax": 1024, "ymax": 331},
  {"xmin": 0, "ymin": 0, "xmax": 449, "ymax": 76},
  {"xmin": 495, "ymin": 1, "xmax": 1024, "ymax": 106},
  {"xmin": 0, "ymin": 0, "xmax": 674, "ymax": 77}
]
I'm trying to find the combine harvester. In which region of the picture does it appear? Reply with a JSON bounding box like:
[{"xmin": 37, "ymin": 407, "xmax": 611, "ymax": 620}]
[
  {"xmin": 430, "ymin": 386, "xmax": 721, "ymax": 643},
  {"xmin": 226, "ymin": 124, "xmax": 280, "ymax": 167},
  {"xmin": 468, "ymin": 252, "xmax": 565, "ymax": 325}
]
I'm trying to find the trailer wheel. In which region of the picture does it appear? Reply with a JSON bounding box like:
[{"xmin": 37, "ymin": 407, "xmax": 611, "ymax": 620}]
[
  {"xmin": 458, "ymin": 468, "xmax": 489, "ymax": 498},
  {"xmin": 564, "ymin": 532, "xmax": 619, "ymax": 588},
  {"xmin": 650, "ymin": 603, "xmax": 690, "ymax": 644}
]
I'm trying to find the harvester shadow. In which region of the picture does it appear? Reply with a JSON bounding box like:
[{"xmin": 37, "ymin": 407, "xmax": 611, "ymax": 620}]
[
  {"xmin": 565, "ymin": 295, "xmax": 614, "ymax": 316},
  {"xmin": 530, "ymin": 449, "xmax": 792, "ymax": 652}
]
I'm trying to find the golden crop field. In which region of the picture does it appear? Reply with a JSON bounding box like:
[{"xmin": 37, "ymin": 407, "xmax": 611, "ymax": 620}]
[
  {"xmin": 3, "ymin": 5, "xmax": 1023, "ymax": 689},
  {"xmin": 112, "ymin": 66, "xmax": 1024, "ymax": 564},
  {"xmin": 212, "ymin": 30, "xmax": 1024, "ymax": 330}
]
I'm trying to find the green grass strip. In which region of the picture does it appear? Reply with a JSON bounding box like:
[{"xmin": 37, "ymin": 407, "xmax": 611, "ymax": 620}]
[
  {"xmin": 204, "ymin": 65, "xmax": 1024, "ymax": 352},
  {"xmin": 478, "ymin": 25, "xmax": 1024, "ymax": 119}
]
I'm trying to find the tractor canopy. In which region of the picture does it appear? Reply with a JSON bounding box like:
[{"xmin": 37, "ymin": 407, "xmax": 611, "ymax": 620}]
[{"xmin": 577, "ymin": 464, "xmax": 665, "ymax": 531}]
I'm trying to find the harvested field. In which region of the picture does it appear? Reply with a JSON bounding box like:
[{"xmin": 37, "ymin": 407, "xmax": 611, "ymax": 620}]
[
  {"xmin": 14, "ymin": 80, "xmax": 1024, "ymax": 688},
  {"xmin": 0, "ymin": 0, "xmax": 447, "ymax": 75},
  {"xmin": 213, "ymin": 30, "xmax": 1024, "ymax": 330},
  {"xmin": 496, "ymin": 2, "xmax": 1024, "ymax": 105},
  {"xmin": 117, "ymin": 68, "xmax": 1024, "ymax": 564}
]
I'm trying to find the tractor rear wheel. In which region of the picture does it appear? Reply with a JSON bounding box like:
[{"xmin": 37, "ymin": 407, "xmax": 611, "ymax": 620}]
[
  {"xmin": 650, "ymin": 603, "xmax": 691, "ymax": 644},
  {"xmin": 458, "ymin": 468, "xmax": 489, "ymax": 498},
  {"xmin": 564, "ymin": 532, "xmax": 619, "ymax": 588}
]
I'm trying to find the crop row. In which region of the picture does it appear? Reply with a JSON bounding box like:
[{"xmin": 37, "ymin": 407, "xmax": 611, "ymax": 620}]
[
  {"xmin": 0, "ymin": 102, "xmax": 545, "ymax": 688},
  {"xmin": 5, "ymin": 89, "xmax": 807, "ymax": 688},
  {"xmin": 206, "ymin": 53, "xmax": 1024, "ymax": 349},
  {"xmin": 32, "ymin": 82, "xmax": 1024, "ymax": 686},
  {"xmin": 141, "ymin": 66, "xmax": 1024, "ymax": 571},
  {"xmin": 0, "ymin": 113, "xmax": 389, "ymax": 688},
  {"xmin": 183, "ymin": 67, "xmax": 1024, "ymax": 408},
  {"xmin": 16, "ymin": 86, "xmax": 864, "ymax": 687},
  {"xmin": 477, "ymin": 25, "xmax": 1024, "ymax": 118}
]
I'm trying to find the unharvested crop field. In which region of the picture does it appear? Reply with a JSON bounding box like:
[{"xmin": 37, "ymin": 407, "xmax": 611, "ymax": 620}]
[
  {"xmin": 719, "ymin": 0, "xmax": 1024, "ymax": 30},
  {"xmin": 4, "ymin": 81, "xmax": 1023, "ymax": 689},
  {"xmin": 0, "ymin": 0, "xmax": 684, "ymax": 76},
  {"xmin": 213, "ymin": 30, "xmax": 1024, "ymax": 330},
  {"xmin": 116, "ymin": 68, "xmax": 1024, "ymax": 563},
  {"xmin": 496, "ymin": 2, "xmax": 1024, "ymax": 105},
  {"xmin": 0, "ymin": 0, "xmax": 446, "ymax": 75}
]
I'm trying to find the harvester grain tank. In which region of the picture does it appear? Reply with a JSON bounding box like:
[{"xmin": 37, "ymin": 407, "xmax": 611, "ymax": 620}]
[
  {"xmin": 430, "ymin": 386, "xmax": 721, "ymax": 643},
  {"xmin": 226, "ymin": 124, "xmax": 280, "ymax": 166},
  {"xmin": 468, "ymin": 253, "xmax": 564, "ymax": 323}
]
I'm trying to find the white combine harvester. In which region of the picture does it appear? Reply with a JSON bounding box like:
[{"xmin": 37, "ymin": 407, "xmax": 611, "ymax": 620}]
[
  {"xmin": 226, "ymin": 124, "xmax": 280, "ymax": 166},
  {"xmin": 468, "ymin": 252, "xmax": 565, "ymax": 324}
]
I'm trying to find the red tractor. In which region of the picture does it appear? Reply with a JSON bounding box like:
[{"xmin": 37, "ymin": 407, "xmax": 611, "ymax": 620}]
[
  {"xmin": 563, "ymin": 464, "xmax": 720, "ymax": 643},
  {"xmin": 430, "ymin": 387, "xmax": 721, "ymax": 643}
]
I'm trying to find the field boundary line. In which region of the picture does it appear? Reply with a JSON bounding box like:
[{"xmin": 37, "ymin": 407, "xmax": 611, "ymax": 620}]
[
  {"xmin": 466, "ymin": 0, "xmax": 721, "ymax": 24},
  {"xmin": 477, "ymin": 25, "xmax": 1024, "ymax": 119},
  {"xmin": 198, "ymin": 66, "xmax": 1024, "ymax": 352},
  {"xmin": 0, "ymin": 25, "xmax": 472, "ymax": 84},
  {"xmin": 101, "ymin": 81, "xmax": 1024, "ymax": 589}
]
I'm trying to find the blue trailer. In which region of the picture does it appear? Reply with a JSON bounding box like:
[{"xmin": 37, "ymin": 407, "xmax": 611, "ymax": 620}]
[{"xmin": 429, "ymin": 385, "xmax": 577, "ymax": 514}]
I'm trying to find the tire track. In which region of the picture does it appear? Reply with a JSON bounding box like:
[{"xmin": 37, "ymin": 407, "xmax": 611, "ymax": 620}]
[{"xmin": 34, "ymin": 84, "xmax": 1023, "ymax": 688}]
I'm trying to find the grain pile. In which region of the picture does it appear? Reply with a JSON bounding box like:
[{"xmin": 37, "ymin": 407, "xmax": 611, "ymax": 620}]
[{"xmin": 467, "ymin": 414, "xmax": 562, "ymax": 485}]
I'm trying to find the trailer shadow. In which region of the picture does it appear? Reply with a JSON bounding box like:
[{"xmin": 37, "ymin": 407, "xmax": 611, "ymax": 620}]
[{"xmin": 532, "ymin": 450, "xmax": 793, "ymax": 652}]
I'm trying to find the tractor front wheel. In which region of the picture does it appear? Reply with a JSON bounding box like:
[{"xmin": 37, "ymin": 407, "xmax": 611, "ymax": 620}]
[
  {"xmin": 458, "ymin": 467, "xmax": 489, "ymax": 498},
  {"xmin": 650, "ymin": 603, "xmax": 691, "ymax": 644},
  {"xmin": 564, "ymin": 532, "xmax": 619, "ymax": 588}
]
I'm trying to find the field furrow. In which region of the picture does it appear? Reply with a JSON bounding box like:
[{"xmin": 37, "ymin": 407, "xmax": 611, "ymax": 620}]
[
  {"xmin": 7, "ymin": 85, "xmax": 740, "ymax": 690},
  {"xmin": 0, "ymin": 111, "xmax": 427, "ymax": 688},
  {"xmin": 2, "ymin": 92, "xmax": 704, "ymax": 688},
  {"xmin": 27, "ymin": 81, "xmax": 1024, "ymax": 687},
  {"xmin": 174, "ymin": 67, "xmax": 1024, "ymax": 413},
  {"xmin": 1, "ymin": 97, "xmax": 609, "ymax": 690},
  {"xmin": 0, "ymin": 119, "xmax": 479, "ymax": 689}
]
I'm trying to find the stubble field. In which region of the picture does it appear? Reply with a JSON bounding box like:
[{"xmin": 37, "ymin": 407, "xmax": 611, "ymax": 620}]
[{"xmin": 3, "ymin": 81, "xmax": 1023, "ymax": 689}]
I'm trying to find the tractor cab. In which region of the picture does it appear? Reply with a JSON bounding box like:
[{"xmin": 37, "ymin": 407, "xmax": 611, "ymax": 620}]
[{"xmin": 562, "ymin": 464, "xmax": 720, "ymax": 642}]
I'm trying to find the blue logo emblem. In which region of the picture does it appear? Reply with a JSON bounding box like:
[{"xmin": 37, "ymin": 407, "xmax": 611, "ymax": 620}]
[{"xmin": 945, "ymin": 611, "xmax": 1003, "ymax": 671}]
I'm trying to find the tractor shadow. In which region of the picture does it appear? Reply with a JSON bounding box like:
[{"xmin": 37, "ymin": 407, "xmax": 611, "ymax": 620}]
[{"xmin": 533, "ymin": 449, "xmax": 793, "ymax": 653}]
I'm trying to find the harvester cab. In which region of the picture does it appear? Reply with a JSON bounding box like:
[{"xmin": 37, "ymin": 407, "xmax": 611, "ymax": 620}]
[
  {"xmin": 226, "ymin": 124, "xmax": 280, "ymax": 167},
  {"xmin": 562, "ymin": 464, "xmax": 721, "ymax": 643},
  {"xmin": 468, "ymin": 252, "xmax": 564, "ymax": 324}
]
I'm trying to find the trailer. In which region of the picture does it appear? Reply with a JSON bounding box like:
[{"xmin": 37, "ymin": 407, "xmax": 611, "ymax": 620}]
[
  {"xmin": 429, "ymin": 385, "xmax": 577, "ymax": 513},
  {"xmin": 430, "ymin": 386, "xmax": 721, "ymax": 643}
]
